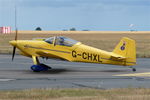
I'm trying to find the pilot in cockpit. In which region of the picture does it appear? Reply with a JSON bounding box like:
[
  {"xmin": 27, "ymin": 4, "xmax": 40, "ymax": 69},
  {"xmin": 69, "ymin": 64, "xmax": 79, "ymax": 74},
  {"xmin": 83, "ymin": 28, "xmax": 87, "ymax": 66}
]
[{"xmin": 58, "ymin": 37, "xmax": 65, "ymax": 45}]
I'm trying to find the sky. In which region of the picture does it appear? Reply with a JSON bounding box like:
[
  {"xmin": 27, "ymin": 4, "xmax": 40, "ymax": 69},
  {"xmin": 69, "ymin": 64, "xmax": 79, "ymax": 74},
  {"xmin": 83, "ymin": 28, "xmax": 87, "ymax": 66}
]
[{"xmin": 0, "ymin": 0, "xmax": 149, "ymax": 31}]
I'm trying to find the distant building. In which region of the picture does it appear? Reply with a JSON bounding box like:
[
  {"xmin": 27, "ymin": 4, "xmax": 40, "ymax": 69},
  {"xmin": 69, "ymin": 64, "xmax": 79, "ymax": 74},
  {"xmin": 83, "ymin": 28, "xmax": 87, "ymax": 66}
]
[{"xmin": 0, "ymin": 26, "xmax": 11, "ymax": 34}]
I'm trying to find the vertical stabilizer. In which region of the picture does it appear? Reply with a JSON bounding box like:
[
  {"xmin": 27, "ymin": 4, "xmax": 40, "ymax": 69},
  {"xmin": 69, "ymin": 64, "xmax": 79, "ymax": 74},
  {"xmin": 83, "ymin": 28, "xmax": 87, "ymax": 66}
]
[{"xmin": 113, "ymin": 37, "xmax": 136, "ymax": 66}]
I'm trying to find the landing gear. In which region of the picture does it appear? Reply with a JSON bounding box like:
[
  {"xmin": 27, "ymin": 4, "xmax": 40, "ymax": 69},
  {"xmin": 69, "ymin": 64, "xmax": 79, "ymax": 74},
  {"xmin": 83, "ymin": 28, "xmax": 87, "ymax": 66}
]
[
  {"xmin": 132, "ymin": 68, "xmax": 136, "ymax": 72},
  {"xmin": 31, "ymin": 63, "xmax": 51, "ymax": 72},
  {"xmin": 31, "ymin": 56, "xmax": 51, "ymax": 72},
  {"xmin": 130, "ymin": 66, "xmax": 136, "ymax": 72}
]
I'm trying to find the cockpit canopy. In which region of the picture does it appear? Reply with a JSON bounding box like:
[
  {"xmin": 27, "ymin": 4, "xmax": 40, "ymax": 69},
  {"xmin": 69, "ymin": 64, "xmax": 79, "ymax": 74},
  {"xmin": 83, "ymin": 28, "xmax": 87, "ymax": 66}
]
[{"xmin": 45, "ymin": 36, "xmax": 79, "ymax": 47}]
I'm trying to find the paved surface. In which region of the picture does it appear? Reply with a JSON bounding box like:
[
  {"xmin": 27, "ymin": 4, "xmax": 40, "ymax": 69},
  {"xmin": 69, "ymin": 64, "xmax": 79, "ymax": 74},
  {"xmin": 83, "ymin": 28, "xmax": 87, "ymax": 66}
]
[{"xmin": 0, "ymin": 54, "xmax": 150, "ymax": 90}]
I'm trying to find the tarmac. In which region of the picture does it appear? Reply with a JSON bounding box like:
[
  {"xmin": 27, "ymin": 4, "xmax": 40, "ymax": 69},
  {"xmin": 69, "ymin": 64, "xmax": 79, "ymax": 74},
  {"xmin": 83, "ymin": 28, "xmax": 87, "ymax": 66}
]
[{"xmin": 0, "ymin": 54, "xmax": 150, "ymax": 90}]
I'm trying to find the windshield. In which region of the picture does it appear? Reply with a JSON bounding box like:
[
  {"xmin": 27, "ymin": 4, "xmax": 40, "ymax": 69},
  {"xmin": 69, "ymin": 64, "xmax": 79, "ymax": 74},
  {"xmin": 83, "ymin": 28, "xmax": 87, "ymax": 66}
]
[
  {"xmin": 45, "ymin": 37, "xmax": 54, "ymax": 44},
  {"xmin": 45, "ymin": 36, "xmax": 79, "ymax": 47},
  {"xmin": 56, "ymin": 36, "xmax": 79, "ymax": 47}
]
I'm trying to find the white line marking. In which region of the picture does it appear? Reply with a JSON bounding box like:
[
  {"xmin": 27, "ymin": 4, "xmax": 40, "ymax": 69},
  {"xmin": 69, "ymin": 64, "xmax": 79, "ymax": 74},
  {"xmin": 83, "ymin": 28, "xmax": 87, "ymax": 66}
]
[
  {"xmin": 0, "ymin": 79, "xmax": 15, "ymax": 82},
  {"xmin": 114, "ymin": 72, "xmax": 150, "ymax": 77}
]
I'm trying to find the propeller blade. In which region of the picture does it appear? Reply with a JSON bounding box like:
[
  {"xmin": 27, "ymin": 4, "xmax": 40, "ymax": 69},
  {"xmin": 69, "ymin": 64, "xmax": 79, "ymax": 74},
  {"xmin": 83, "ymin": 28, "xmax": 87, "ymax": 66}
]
[
  {"xmin": 12, "ymin": 46, "xmax": 16, "ymax": 61},
  {"xmin": 11, "ymin": 6, "xmax": 18, "ymax": 61}
]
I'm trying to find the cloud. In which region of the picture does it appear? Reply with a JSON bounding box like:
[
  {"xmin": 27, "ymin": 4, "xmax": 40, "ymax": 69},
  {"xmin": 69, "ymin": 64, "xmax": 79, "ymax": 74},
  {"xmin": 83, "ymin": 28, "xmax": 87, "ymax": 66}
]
[
  {"xmin": 100, "ymin": 0, "xmax": 150, "ymax": 6},
  {"xmin": 0, "ymin": 0, "xmax": 15, "ymax": 7},
  {"xmin": 0, "ymin": 0, "xmax": 149, "ymax": 31},
  {"xmin": 0, "ymin": 0, "xmax": 149, "ymax": 8},
  {"xmin": 17, "ymin": 0, "xmax": 78, "ymax": 7},
  {"xmin": 14, "ymin": 0, "xmax": 150, "ymax": 7}
]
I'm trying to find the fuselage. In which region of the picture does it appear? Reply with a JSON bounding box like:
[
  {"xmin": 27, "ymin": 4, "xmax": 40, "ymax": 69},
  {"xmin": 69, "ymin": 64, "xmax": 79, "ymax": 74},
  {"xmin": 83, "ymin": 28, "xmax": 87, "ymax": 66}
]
[{"xmin": 10, "ymin": 39, "xmax": 132, "ymax": 66}]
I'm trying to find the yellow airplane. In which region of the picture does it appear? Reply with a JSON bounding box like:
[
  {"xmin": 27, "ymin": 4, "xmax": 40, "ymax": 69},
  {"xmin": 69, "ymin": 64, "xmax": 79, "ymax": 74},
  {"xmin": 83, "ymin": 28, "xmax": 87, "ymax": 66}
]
[{"xmin": 9, "ymin": 34, "xmax": 136, "ymax": 72}]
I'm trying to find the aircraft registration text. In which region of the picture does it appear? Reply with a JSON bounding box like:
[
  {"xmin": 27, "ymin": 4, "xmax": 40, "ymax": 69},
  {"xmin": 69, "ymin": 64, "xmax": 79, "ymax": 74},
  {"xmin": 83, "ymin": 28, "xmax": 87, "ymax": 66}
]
[{"xmin": 72, "ymin": 50, "xmax": 102, "ymax": 62}]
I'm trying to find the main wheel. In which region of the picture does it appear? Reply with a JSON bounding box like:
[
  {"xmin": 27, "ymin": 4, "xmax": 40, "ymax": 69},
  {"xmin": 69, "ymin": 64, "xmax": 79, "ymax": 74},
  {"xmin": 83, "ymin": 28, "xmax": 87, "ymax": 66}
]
[{"xmin": 31, "ymin": 64, "xmax": 49, "ymax": 72}]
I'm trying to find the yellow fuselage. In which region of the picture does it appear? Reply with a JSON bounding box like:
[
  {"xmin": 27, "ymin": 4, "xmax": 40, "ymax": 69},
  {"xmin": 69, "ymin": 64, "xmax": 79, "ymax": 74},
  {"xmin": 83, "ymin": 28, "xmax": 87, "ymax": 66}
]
[{"xmin": 10, "ymin": 40, "xmax": 135, "ymax": 66}]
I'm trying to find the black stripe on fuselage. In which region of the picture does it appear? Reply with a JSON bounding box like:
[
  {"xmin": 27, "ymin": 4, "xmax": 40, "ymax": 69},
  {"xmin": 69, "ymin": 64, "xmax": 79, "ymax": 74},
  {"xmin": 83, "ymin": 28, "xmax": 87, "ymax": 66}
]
[{"xmin": 24, "ymin": 45, "xmax": 71, "ymax": 54}]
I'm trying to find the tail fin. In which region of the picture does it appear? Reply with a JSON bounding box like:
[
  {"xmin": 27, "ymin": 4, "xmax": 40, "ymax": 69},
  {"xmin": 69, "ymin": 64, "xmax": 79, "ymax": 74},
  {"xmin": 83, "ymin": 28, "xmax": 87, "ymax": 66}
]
[{"xmin": 113, "ymin": 37, "xmax": 136, "ymax": 66}]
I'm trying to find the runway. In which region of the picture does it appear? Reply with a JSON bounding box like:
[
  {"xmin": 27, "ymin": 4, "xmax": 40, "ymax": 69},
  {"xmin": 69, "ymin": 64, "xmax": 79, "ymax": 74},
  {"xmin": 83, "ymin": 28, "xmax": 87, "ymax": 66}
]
[{"xmin": 0, "ymin": 54, "xmax": 150, "ymax": 90}]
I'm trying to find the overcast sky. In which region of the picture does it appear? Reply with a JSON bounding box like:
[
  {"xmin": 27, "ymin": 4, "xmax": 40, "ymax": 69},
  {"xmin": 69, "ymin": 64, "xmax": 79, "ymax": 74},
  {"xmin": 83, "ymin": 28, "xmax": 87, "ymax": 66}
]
[{"xmin": 0, "ymin": 0, "xmax": 149, "ymax": 31}]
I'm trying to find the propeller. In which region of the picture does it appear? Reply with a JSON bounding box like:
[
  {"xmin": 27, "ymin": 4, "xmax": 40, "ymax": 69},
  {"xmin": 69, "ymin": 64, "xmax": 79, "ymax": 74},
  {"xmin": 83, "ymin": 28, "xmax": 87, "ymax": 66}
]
[
  {"xmin": 12, "ymin": 6, "xmax": 18, "ymax": 61},
  {"xmin": 12, "ymin": 28, "xmax": 18, "ymax": 61},
  {"xmin": 12, "ymin": 46, "xmax": 16, "ymax": 61}
]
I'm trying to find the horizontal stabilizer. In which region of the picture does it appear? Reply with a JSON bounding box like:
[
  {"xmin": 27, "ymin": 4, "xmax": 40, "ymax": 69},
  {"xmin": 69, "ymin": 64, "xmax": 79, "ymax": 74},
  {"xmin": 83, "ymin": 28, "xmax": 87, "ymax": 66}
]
[{"xmin": 110, "ymin": 53, "xmax": 126, "ymax": 61}]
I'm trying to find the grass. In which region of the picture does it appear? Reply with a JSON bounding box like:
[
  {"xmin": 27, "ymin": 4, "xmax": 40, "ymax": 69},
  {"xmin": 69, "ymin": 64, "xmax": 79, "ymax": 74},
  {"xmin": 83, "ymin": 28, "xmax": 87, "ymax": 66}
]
[
  {"xmin": 0, "ymin": 88, "xmax": 150, "ymax": 100},
  {"xmin": 0, "ymin": 31, "xmax": 150, "ymax": 57}
]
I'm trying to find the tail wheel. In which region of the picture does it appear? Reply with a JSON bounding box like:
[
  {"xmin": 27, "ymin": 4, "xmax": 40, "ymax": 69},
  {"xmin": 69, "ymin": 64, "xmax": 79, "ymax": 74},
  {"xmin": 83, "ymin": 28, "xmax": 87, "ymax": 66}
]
[{"xmin": 132, "ymin": 68, "xmax": 136, "ymax": 72}]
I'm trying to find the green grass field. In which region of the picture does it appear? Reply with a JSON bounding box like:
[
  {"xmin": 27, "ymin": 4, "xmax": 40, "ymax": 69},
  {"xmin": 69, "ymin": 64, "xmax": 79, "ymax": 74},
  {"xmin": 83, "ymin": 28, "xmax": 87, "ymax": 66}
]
[
  {"xmin": 0, "ymin": 88, "xmax": 150, "ymax": 100},
  {"xmin": 0, "ymin": 31, "xmax": 150, "ymax": 57}
]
